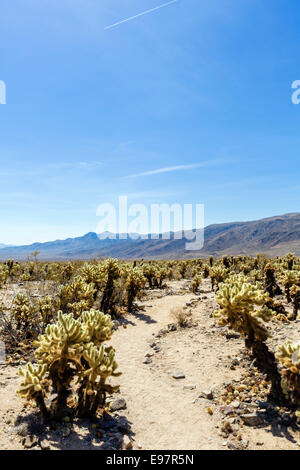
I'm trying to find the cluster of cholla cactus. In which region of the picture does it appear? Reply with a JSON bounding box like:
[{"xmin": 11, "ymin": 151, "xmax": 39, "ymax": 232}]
[
  {"xmin": 36, "ymin": 296, "xmax": 58, "ymax": 324},
  {"xmin": 215, "ymin": 274, "xmax": 284, "ymax": 401},
  {"xmin": 58, "ymin": 276, "xmax": 95, "ymax": 317},
  {"xmin": 210, "ymin": 265, "xmax": 229, "ymax": 291},
  {"xmin": 12, "ymin": 294, "xmax": 35, "ymax": 330},
  {"xmin": 4, "ymin": 259, "xmax": 20, "ymax": 280},
  {"xmin": 191, "ymin": 274, "xmax": 203, "ymax": 293},
  {"xmin": 142, "ymin": 262, "xmax": 171, "ymax": 289},
  {"xmin": 17, "ymin": 309, "xmax": 120, "ymax": 421}
]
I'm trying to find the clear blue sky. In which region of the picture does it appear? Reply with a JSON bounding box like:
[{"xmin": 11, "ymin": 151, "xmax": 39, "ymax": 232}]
[{"xmin": 0, "ymin": 0, "xmax": 299, "ymax": 245}]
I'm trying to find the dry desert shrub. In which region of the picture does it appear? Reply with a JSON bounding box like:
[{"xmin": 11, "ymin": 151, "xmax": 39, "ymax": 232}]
[{"xmin": 170, "ymin": 306, "xmax": 191, "ymax": 328}]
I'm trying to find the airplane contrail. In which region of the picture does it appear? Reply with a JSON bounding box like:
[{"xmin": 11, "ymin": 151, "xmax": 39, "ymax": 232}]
[{"xmin": 104, "ymin": 0, "xmax": 178, "ymax": 30}]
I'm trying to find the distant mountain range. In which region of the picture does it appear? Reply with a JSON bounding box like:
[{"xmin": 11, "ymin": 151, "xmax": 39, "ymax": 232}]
[{"xmin": 0, "ymin": 212, "xmax": 299, "ymax": 260}]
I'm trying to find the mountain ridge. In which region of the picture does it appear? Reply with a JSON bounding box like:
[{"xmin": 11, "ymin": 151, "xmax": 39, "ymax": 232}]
[{"xmin": 0, "ymin": 212, "xmax": 299, "ymax": 260}]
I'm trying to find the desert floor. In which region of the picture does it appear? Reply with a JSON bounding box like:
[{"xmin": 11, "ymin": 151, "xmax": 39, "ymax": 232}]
[{"xmin": 1, "ymin": 279, "xmax": 300, "ymax": 450}]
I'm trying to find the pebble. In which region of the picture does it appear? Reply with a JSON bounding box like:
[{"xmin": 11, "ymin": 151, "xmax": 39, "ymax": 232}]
[
  {"xmin": 39, "ymin": 439, "xmax": 51, "ymax": 450},
  {"xmin": 240, "ymin": 413, "xmax": 263, "ymax": 426},
  {"xmin": 22, "ymin": 435, "xmax": 39, "ymax": 449},
  {"xmin": 172, "ymin": 370, "xmax": 185, "ymax": 379},
  {"xmin": 183, "ymin": 384, "xmax": 196, "ymax": 390},
  {"xmin": 122, "ymin": 435, "xmax": 133, "ymax": 450},
  {"xmin": 143, "ymin": 357, "xmax": 152, "ymax": 364},
  {"xmin": 200, "ymin": 390, "xmax": 213, "ymax": 400},
  {"xmin": 110, "ymin": 397, "xmax": 127, "ymax": 412},
  {"xmin": 231, "ymin": 400, "xmax": 240, "ymax": 409}
]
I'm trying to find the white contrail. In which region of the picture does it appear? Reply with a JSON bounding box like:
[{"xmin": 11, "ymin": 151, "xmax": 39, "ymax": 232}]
[
  {"xmin": 104, "ymin": 0, "xmax": 177, "ymax": 30},
  {"xmin": 126, "ymin": 159, "xmax": 231, "ymax": 178}
]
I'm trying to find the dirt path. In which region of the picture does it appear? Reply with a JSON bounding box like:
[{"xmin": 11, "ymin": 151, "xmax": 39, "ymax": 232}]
[{"xmin": 110, "ymin": 288, "xmax": 231, "ymax": 450}]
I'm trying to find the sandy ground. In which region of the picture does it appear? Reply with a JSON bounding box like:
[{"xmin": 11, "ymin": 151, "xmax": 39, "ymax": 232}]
[{"xmin": 0, "ymin": 279, "xmax": 300, "ymax": 450}]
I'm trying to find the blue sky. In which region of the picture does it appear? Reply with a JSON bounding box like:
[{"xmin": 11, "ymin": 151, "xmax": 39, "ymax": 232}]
[{"xmin": 0, "ymin": 0, "xmax": 299, "ymax": 244}]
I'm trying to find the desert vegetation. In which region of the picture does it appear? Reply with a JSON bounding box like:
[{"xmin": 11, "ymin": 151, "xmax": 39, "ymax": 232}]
[{"xmin": 0, "ymin": 253, "xmax": 300, "ymax": 450}]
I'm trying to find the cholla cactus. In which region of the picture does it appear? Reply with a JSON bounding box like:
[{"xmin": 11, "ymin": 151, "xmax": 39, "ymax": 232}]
[
  {"xmin": 191, "ymin": 274, "xmax": 203, "ymax": 293},
  {"xmin": 156, "ymin": 268, "xmax": 168, "ymax": 288},
  {"xmin": 4, "ymin": 259, "xmax": 20, "ymax": 280},
  {"xmin": 215, "ymin": 275, "xmax": 271, "ymax": 342},
  {"xmin": 178, "ymin": 261, "xmax": 188, "ymax": 279},
  {"xmin": 222, "ymin": 255, "xmax": 230, "ymax": 269},
  {"xmin": 12, "ymin": 294, "xmax": 34, "ymax": 329},
  {"xmin": 0, "ymin": 265, "xmax": 8, "ymax": 287},
  {"xmin": 18, "ymin": 309, "xmax": 120, "ymax": 421},
  {"xmin": 99, "ymin": 259, "xmax": 120, "ymax": 313},
  {"xmin": 284, "ymin": 253, "xmax": 296, "ymax": 271},
  {"xmin": 264, "ymin": 263, "xmax": 281, "ymax": 298},
  {"xmin": 142, "ymin": 263, "xmax": 157, "ymax": 288},
  {"xmin": 290, "ymin": 286, "xmax": 300, "ymax": 321},
  {"xmin": 77, "ymin": 344, "xmax": 121, "ymax": 417},
  {"xmin": 36, "ymin": 295, "xmax": 57, "ymax": 324},
  {"xmin": 58, "ymin": 276, "xmax": 95, "ymax": 314},
  {"xmin": 210, "ymin": 265, "xmax": 228, "ymax": 291},
  {"xmin": 17, "ymin": 363, "xmax": 49, "ymax": 420},
  {"xmin": 80, "ymin": 259, "xmax": 121, "ymax": 313},
  {"xmin": 81, "ymin": 309, "xmax": 114, "ymax": 345},
  {"xmin": 123, "ymin": 267, "xmax": 146, "ymax": 311},
  {"xmin": 215, "ymin": 275, "xmax": 283, "ymax": 401},
  {"xmin": 280, "ymin": 270, "xmax": 300, "ymax": 303},
  {"xmin": 276, "ymin": 341, "xmax": 300, "ymax": 406},
  {"xmin": 202, "ymin": 264, "xmax": 210, "ymax": 278}
]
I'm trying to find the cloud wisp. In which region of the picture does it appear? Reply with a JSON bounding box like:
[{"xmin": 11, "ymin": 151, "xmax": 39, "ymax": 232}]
[
  {"xmin": 125, "ymin": 159, "xmax": 231, "ymax": 178},
  {"xmin": 104, "ymin": 0, "xmax": 178, "ymax": 31}
]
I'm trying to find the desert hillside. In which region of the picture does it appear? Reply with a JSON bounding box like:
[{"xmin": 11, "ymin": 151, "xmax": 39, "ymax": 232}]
[{"xmin": 0, "ymin": 213, "xmax": 299, "ymax": 260}]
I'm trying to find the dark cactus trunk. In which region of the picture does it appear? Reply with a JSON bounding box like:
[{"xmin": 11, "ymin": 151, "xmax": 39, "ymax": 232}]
[{"xmin": 245, "ymin": 333, "xmax": 285, "ymax": 404}]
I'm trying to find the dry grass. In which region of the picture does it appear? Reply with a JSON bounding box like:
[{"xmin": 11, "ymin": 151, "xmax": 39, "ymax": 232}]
[{"xmin": 170, "ymin": 306, "xmax": 191, "ymax": 328}]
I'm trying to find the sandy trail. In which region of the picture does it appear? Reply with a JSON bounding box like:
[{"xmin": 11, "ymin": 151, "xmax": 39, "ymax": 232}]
[{"xmin": 110, "ymin": 290, "xmax": 227, "ymax": 450}]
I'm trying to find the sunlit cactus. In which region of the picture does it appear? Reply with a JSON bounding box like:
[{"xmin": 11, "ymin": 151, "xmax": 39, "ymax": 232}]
[
  {"xmin": 77, "ymin": 344, "xmax": 121, "ymax": 417},
  {"xmin": 123, "ymin": 267, "xmax": 146, "ymax": 311},
  {"xmin": 0, "ymin": 265, "xmax": 8, "ymax": 287},
  {"xmin": 191, "ymin": 274, "xmax": 203, "ymax": 293},
  {"xmin": 290, "ymin": 286, "xmax": 300, "ymax": 321},
  {"xmin": 280, "ymin": 270, "xmax": 300, "ymax": 303},
  {"xmin": 58, "ymin": 276, "xmax": 95, "ymax": 313},
  {"xmin": 12, "ymin": 294, "xmax": 34, "ymax": 329},
  {"xmin": 209, "ymin": 265, "xmax": 228, "ymax": 291},
  {"xmin": 276, "ymin": 341, "xmax": 300, "ymax": 406},
  {"xmin": 215, "ymin": 275, "xmax": 283, "ymax": 401},
  {"xmin": 142, "ymin": 263, "xmax": 157, "ymax": 288},
  {"xmin": 17, "ymin": 363, "xmax": 49, "ymax": 420},
  {"xmin": 36, "ymin": 295, "xmax": 57, "ymax": 324},
  {"xmin": 81, "ymin": 309, "xmax": 114, "ymax": 345},
  {"xmin": 18, "ymin": 309, "xmax": 120, "ymax": 421}
]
